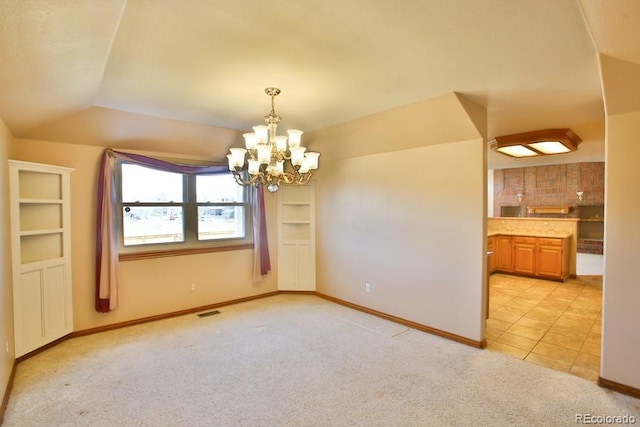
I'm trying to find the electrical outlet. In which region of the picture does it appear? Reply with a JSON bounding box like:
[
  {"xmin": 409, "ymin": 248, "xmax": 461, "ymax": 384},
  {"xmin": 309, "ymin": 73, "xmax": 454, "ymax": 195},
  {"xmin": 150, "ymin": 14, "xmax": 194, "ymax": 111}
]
[
  {"xmin": 190, "ymin": 283, "xmax": 196, "ymax": 292},
  {"xmin": 365, "ymin": 282, "xmax": 371, "ymax": 293}
]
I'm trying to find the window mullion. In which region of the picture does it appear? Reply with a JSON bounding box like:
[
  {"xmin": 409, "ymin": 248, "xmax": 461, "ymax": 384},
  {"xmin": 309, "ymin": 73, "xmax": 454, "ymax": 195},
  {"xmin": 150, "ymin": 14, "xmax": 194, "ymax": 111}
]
[{"xmin": 185, "ymin": 174, "xmax": 197, "ymax": 243}]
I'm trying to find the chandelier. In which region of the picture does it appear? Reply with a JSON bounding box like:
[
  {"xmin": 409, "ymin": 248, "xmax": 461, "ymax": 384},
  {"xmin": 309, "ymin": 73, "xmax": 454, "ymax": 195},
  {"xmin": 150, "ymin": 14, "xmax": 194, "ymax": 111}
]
[{"xmin": 226, "ymin": 87, "xmax": 320, "ymax": 193}]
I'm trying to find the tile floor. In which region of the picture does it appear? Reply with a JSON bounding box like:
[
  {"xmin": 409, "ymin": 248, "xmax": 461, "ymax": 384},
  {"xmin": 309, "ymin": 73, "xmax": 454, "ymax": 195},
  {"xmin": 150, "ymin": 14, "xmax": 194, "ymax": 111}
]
[{"xmin": 486, "ymin": 273, "xmax": 602, "ymax": 381}]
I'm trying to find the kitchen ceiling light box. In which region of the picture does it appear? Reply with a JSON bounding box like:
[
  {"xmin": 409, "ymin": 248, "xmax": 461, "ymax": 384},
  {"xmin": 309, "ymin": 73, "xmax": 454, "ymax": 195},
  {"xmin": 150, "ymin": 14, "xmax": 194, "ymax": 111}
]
[
  {"xmin": 489, "ymin": 128, "xmax": 582, "ymax": 158},
  {"xmin": 227, "ymin": 88, "xmax": 320, "ymax": 193}
]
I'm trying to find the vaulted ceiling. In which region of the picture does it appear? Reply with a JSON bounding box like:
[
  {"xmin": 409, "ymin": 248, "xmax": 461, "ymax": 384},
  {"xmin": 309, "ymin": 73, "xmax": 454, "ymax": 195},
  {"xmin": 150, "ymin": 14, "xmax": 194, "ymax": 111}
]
[{"xmin": 1, "ymin": 1, "xmax": 637, "ymax": 168}]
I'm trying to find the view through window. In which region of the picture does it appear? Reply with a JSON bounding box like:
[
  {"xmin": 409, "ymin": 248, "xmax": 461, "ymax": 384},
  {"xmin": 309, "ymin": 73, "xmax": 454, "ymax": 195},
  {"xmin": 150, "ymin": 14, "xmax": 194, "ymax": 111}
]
[{"xmin": 119, "ymin": 163, "xmax": 248, "ymax": 249}]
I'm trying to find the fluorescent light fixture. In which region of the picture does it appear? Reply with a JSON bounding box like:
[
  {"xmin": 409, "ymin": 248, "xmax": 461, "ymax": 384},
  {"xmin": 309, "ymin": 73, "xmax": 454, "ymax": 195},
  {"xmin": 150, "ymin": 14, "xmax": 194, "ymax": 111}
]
[
  {"xmin": 490, "ymin": 129, "xmax": 581, "ymax": 158},
  {"xmin": 528, "ymin": 141, "xmax": 571, "ymax": 154},
  {"xmin": 497, "ymin": 145, "xmax": 539, "ymax": 157}
]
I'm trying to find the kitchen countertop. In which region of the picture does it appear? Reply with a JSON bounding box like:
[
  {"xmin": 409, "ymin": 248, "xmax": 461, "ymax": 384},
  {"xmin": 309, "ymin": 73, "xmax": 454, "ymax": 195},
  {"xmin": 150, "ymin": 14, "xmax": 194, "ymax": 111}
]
[
  {"xmin": 489, "ymin": 217, "xmax": 579, "ymax": 222},
  {"xmin": 488, "ymin": 232, "xmax": 573, "ymax": 239}
]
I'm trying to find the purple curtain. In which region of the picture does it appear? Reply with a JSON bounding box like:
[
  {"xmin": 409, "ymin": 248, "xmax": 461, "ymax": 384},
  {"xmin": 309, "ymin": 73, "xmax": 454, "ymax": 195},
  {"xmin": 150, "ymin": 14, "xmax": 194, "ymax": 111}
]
[{"xmin": 95, "ymin": 149, "xmax": 271, "ymax": 313}]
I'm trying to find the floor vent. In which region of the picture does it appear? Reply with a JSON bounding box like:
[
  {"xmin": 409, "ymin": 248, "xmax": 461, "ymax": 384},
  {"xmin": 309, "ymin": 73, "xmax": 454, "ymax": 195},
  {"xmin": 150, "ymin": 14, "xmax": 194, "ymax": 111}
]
[{"xmin": 197, "ymin": 310, "xmax": 221, "ymax": 318}]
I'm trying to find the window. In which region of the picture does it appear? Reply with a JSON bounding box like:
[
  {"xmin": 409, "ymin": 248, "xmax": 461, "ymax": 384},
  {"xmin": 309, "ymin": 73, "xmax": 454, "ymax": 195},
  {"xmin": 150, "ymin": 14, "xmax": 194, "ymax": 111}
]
[{"xmin": 117, "ymin": 162, "xmax": 251, "ymax": 256}]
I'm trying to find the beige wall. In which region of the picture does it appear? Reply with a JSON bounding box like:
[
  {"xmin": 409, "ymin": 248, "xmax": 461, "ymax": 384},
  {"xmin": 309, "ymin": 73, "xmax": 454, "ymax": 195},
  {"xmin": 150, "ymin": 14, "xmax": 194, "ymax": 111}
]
[
  {"xmin": 600, "ymin": 54, "xmax": 640, "ymax": 389},
  {"xmin": 10, "ymin": 139, "xmax": 279, "ymax": 331},
  {"xmin": 311, "ymin": 93, "xmax": 488, "ymax": 343},
  {"xmin": 0, "ymin": 118, "xmax": 14, "ymax": 402}
]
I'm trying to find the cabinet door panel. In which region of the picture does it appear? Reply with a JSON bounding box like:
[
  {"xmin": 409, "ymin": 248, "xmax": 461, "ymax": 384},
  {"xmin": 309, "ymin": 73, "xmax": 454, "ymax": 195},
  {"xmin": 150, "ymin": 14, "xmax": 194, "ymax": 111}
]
[
  {"xmin": 16, "ymin": 269, "xmax": 45, "ymax": 356},
  {"xmin": 296, "ymin": 244, "xmax": 314, "ymax": 291},
  {"xmin": 494, "ymin": 236, "xmax": 513, "ymax": 271},
  {"xmin": 44, "ymin": 263, "xmax": 71, "ymax": 338},
  {"xmin": 538, "ymin": 245, "xmax": 563, "ymax": 278},
  {"xmin": 513, "ymin": 243, "xmax": 536, "ymax": 275},
  {"xmin": 279, "ymin": 244, "xmax": 297, "ymax": 290}
]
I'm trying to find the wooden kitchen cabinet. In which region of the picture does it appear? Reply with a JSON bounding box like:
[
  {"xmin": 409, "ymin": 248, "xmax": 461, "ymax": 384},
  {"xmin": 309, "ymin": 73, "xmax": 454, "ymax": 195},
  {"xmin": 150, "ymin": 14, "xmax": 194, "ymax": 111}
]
[
  {"xmin": 487, "ymin": 236, "xmax": 496, "ymax": 274},
  {"xmin": 513, "ymin": 236, "xmax": 536, "ymax": 275},
  {"xmin": 492, "ymin": 234, "xmax": 569, "ymax": 281},
  {"xmin": 494, "ymin": 235, "xmax": 513, "ymax": 272},
  {"xmin": 537, "ymin": 238, "xmax": 568, "ymax": 280}
]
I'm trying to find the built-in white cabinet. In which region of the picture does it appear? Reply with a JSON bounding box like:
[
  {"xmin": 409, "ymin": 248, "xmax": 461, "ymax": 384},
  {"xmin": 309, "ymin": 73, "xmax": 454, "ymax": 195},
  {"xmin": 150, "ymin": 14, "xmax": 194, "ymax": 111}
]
[
  {"xmin": 9, "ymin": 160, "xmax": 74, "ymax": 357},
  {"xmin": 277, "ymin": 182, "xmax": 315, "ymax": 291}
]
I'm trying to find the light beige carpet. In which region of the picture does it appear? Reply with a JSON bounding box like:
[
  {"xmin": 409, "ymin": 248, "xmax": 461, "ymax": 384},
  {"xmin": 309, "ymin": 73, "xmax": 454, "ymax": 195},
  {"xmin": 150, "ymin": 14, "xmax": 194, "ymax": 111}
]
[{"xmin": 3, "ymin": 294, "xmax": 639, "ymax": 426}]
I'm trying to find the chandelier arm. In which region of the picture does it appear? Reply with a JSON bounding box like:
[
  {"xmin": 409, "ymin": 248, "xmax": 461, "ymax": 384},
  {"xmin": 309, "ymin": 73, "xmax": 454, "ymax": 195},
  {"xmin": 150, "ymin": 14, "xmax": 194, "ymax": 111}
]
[
  {"xmin": 295, "ymin": 172, "xmax": 313, "ymax": 185},
  {"xmin": 232, "ymin": 170, "xmax": 261, "ymax": 187},
  {"xmin": 279, "ymin": 172, "xmax": 296, "ymax": 184}
]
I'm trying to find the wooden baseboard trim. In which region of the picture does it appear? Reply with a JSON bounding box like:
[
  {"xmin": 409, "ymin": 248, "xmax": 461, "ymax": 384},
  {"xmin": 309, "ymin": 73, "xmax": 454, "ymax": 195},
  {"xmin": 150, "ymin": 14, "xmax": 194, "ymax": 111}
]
[
  {"xmin": 314, "ymin": 292, "xmax": 485, "ymax": 349},
  {"xmin": 16, "ymin": 335, "xmax": 71, "ymax": 363},
  {"xmin": 71, "ymin": 291, "xmax": 280, "ymax": 339},
  {"xmin": 598, "ymin": 376, "xmax": 640, "ymax": 399},
  {"xmin": 1, "ymin": 361, "xmax": 16, "ymax": 425},
  {"xmin": 277, "ymin": 290, "xmax": 315, "ymax": 295}
]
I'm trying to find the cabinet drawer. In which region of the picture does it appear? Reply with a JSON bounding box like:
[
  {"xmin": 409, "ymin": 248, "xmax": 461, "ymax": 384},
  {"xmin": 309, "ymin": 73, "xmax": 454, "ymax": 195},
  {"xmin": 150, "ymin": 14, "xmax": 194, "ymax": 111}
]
[
  {"xmin": 538, "ymin": 238, "xmax": 563, "ymax": 246},
  {"xmin": 513, "ymin": 236, "xmax": 536, "ymax": 244}
]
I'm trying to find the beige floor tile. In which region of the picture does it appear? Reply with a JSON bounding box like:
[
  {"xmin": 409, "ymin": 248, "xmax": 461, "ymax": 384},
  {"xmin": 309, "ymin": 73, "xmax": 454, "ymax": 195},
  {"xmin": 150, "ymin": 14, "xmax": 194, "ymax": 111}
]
[
  {"xmin": 525, "ymin": 353, "xmax": 571, "ymax": 372},
  {"xmin": 487, "ymin": 341, "xmax": 529, "ymax": 359},
  {"xmin": 498, "ymin": 304, "xmax": 532, "ymax": 316},
  {"xmin": 540, "ymin": 331, "xmax": 586, "ymax": 351},
  {"xmin": 574, "ymin": 295, "xmax": 601, "ymax": 305},
  {"xmin": 510, "ymin": 296, "xmax": 540, "ymax": 306},
  {"xmin": 523, "ymin": 307, "xmax": 563, "ymax": 322},
  {"xmin": 564, "ymin": 305, "xmax": 600, "ymax": 318},
  {"xmin": 485, "ymin": 327, "xmax": 504, "ymax": 342},
  {"xmin": 515, "ymin": 317, "xmax": 554, "ymax": 331},
  {"xmin": 550, "ymin": 289, "xmax": 581, "ymax": 299},
  {"xmin": 486, "ymin": 318, "xmax": 513, "ymax": 332},
  {"xmin": 581, "ymin": 339, "xmax": 601, "ymax": 357},
  {"xmin": 531, "ymin": 341, "xmax": 578, "ymax": 365},
  {"xmin": 490, "ymin": 309, "xmax": 523, "ymax": 323},
  {"xmin": 506, "ymin": 324, "xmax": 547, "ymax": 341},
  {"xmin": 496, "ymin": 332, "xmax": 538, "ymax": 352},
  {"xmin": 499, "ymin": 288, "xmax": 525, "ymax": 297},
  {"xmin": 486, "ymin": 274, "xmax": 602, "ymax": 382},
  {"xmin": 570, "ymin": 365, "xmax": 600, "ymax": 381},
  {"xmin": 537, "ymin": 299, "xmax": 571, "ymax": 310},
  {"xmin": 549, "ymin": 323, "xmax": 590, "ymax": 337},
  {"xmin": 587, "ymin": 325, "xmax": 602, "ymax": 340},
  {"xmin": 573, "ymin": 352, "xmax": 600, "ymax": 370},
  {"xmin": 554, "ymin": 316, "xmax": 594, "ymax": 334}
]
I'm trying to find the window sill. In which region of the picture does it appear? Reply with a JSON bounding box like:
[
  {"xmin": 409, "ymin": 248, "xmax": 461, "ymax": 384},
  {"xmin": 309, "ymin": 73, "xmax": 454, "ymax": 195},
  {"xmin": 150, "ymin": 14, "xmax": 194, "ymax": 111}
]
[{"xmin": 119, "ymin": 243, "xmax": 254, "ymax": 261}]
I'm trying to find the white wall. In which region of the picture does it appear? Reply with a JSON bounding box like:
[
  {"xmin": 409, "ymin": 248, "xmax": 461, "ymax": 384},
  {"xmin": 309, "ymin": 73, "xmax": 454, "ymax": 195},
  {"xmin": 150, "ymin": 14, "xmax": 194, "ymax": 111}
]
[
  {"xmin": 602, "ymin": 110, "xmax": 640, "ymax": 389},
  {"xmin": 600, "ymin": 55, "xmax": 640, "ymax": 390}
]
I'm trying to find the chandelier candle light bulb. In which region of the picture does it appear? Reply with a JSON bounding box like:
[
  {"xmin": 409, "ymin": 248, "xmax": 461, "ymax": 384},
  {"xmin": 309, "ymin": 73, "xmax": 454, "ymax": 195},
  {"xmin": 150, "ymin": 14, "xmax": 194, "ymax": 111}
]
[{"xmin": 227, "ymin": 87, "xmax": 320, "ymax": 192}]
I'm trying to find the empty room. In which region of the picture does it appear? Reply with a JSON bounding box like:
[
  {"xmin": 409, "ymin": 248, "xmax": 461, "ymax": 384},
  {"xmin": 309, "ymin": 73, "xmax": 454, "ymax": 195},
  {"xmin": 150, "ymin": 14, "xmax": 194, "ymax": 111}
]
[{"xmin": 1, "ymin": 1, "xmax": 640, "ymax": 425}]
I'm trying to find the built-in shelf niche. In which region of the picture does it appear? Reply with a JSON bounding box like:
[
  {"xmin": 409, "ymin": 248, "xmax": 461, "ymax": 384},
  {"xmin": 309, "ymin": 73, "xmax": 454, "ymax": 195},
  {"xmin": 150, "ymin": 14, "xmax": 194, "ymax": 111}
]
[
  {"xmin": 18, "ymin": 170, "xmax": 62, "ymax": 199},
  {"xmin": 9, "ymin": 160, "xmax": 74, "ymax": 357},
  {"xmin": 577, "ymin": 205, "xmax": 604, "ymax": 242},
  {"xmin": 20, "ymin": 233, "xmax": 63, "ymax": 264},
  {"xmin": 277, "ymin": 182, "xmax": 316, "ymax": 291},
  {"xmin": 19, "ymin": 203, "xmax": 63, "ymax": 231},
  {"xmin": 282, "ymin": 223, "xmax": 311, "ymax": 240},
  {"xmin": 282, "ymin": 203, "xmax": 310, "ymax": 223}
]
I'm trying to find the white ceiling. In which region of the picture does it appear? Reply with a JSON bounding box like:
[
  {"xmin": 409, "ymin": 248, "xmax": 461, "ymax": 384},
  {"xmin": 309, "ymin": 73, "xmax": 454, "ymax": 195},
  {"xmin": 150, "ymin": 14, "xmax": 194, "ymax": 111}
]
[{"xmin": 1, "ymin": 0, "xmax": 635, "ymax": 168}]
